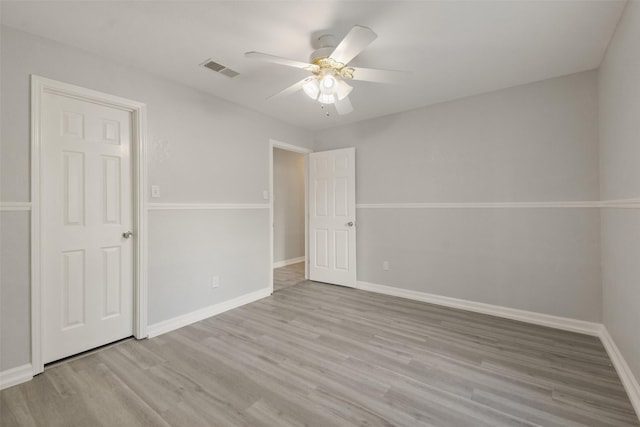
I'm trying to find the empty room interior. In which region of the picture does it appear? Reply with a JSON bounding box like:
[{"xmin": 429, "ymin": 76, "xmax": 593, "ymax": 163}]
[{"xmin": 1, "ymin": 1, "xmax": 639, "ymax": 425}]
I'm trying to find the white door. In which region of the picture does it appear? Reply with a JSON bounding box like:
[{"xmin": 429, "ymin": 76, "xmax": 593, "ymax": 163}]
[
  {"xmin": 41, "ymin": 91, "xmax": 133, "ymax": 363},
  {"xmin": 309, "ymin": 148, "xmax": 356, "ymax": 287}
]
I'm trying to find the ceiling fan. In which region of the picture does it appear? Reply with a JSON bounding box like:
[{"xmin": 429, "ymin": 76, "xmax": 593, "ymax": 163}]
[{"xmin": 245, "ymin": 25, "xmax": 405, "ymax": 115}]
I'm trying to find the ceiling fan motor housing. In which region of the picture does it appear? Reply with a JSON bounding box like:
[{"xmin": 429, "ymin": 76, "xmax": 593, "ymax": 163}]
[
  {"xmin": 310, "ymin": 46, "xmax": 334, "ymax": 64},
  {"xmin": 310, "ymin": 34, "xmax": 337, "ymax": 63}
]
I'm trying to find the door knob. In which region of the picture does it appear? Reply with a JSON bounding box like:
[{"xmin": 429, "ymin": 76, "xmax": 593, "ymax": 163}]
[
  {"xmin": 122, "ymin": 231, "xmax": 133, "ymax": 239},
  {"xmin": 347, "ymin": 221, "xmax": 354, "ymax": 227}
]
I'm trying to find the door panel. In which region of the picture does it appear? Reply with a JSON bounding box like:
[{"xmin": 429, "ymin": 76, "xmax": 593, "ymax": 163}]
[
  {"xmin": 63, "ymin": 151, "xmax": 85, "ymax": 226},
  {"xmin": 334, "ymin": 230, "xmax": 350, "ymax": 271},
  {"xmin": 42, "ymin": 92, "xmax": 133, "ymax": 364},
  {"xmin": 102, "ymin": 246, "xmax": 122, "ymax": 318},
  {"xmin": 61, "ymin": 250, "xmax": 85, "ymax": 329},
  {"xmin": 309, "ymin": 148, "xmax": 356, "ymax": 287},
  {"xmin": 315, "ymin": 229, "xmax": 329, "ymax": 268},
  {"xmin": 102, "ymin": 156, "xmax": 121, "ymax": 224}
]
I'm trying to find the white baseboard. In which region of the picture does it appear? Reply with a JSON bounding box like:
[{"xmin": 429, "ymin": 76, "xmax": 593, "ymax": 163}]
[
  {"xmin": 599, "ymin": 326, "xmax": 640, "ymax": 419},
  {"xmin": 273, "ymin": 256, "xmax": 305, "ymax": 269},
  {"xmin": 148, "ymin": 202, "xmax": 269, "ymax": 210},
  {"xmin": 0, "ymin": 363, "xmax": 33, "ymax": 390},
  {"xmin": 355, "ymin": 281, "xmax": 602, "ymax": 336},
  {"xmin": 147, "ymin": 287, "xmax": 272, "ymax": 338}
]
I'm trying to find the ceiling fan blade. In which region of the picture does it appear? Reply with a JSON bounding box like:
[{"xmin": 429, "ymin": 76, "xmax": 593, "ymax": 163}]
[
  {"xmin": 245, "ymin": 51, "xmax": 318, "ymax": 71},
  {"xmin": 336, "ymin": 79, "xmax": 353, "ymax": 100},
  {"xmin": 350, "ymin": 67, "xmax": 408, "ymax": 84},
  {"xmin": 330, "ymin": 25, "xmax": 377, "ymax": 65},
  {"xmin": 267, "ymin": 77, "xmax": 311, "ymax": 100},
  {"xmin": 334, "ymin": 96, "xmax": 354, "ymax": 115}
]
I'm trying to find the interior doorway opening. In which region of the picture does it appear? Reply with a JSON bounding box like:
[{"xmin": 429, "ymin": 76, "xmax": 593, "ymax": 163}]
[{"xmin": 268, "ymin": 140, "xmax": 312, "ymax": 293}]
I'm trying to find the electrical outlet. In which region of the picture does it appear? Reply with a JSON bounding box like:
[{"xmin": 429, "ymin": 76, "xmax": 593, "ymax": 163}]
[
  {"xmin": 383, "ymin": 261, "xmax": 389, "ymax": 271},
  {"xmin": 212, "ymin": 276, "xmax": 220, "ymax": 289}
]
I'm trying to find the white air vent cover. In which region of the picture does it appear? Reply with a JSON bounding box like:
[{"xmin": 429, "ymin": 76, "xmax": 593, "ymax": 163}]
[{"xmin": 200, "ymin": 59, "xmax": 239, "ymax": 78}]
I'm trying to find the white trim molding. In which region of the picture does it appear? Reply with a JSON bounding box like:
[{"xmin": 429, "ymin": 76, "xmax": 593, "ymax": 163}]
[
  {"xmin": 30, "ymin": 75, "xmax": 149, "ymax": 375},
  {"xmin": 356, "ymin": 198, "xmax": 640, "ymax": 209},
  {"xmin": 147, "ymin": 287, "xmax": 271, "ymax": 338},
  {"xmin": 0, "ymin": 202, "xmax": 32, "ymax": 212},
  {"xmin": 273, "ymin": 256, "xmax": 305, "ymax": 269},
  {"xmin": 599, "ymin": 326, "xmax": 640, "ymax": 418},
  {"xmin": 0, "ymin": 364, "xmax": 33, "ymax": 390},
  {"xmin": 270, "ymin": 139, "xmax": 314, "ymax": 155},
  {"xmin": 357, "ymin": 201, "xmax": 602, "ymax": 209},
  {"xmin": 600, "ymin": 198, "xmax": 640, "ymax": 209},
  {"xmin": 148, "ymin": 203, "xmax": 269, "ymax": 210},
  {"xmin": 356, "ymin": 281, "xmax": 602, "ymax": 336}
]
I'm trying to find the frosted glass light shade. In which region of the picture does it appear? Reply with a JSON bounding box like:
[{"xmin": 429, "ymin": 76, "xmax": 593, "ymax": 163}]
[
  {"xmin": 321, "ymin": 75, "xmax": 336, "ymax": 90},
  {"xmin": 304, "ymin": 71, "xmax": 351, "ymax": 106},
  {"xmin": 318, "ymin": 92, "xmax": 337, "ymax": 105}
]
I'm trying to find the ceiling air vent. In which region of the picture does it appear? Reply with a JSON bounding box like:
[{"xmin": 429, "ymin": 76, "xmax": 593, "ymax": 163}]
[{"xmin": 201, "ymin": 59, "xmax": 239, "ymax": 78}]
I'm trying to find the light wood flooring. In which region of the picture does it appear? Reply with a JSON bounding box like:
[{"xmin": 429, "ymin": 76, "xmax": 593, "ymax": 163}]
[
  {"xmin": 1, "ymin": 267, "xmax": 638, "ymax": 426},
  {"xmin": 273, "ymin": 261, "xmax": 305, "ymax": 292}
]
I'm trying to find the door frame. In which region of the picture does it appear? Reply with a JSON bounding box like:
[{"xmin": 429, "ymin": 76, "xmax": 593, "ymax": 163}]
[
  {"xmin": 30, "ymin": 75, "xmax": 148, "ymax": 375},
  {"xmin": 268, "ymin": 139, "xmax": 312, "ymax": 293}
]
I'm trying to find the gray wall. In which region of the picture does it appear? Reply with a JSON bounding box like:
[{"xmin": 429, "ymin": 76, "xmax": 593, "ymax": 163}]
[
  {"xmin": 0, "ymin": 213, "xmax": 31, "ymax": 370},
  {"xmin": 148, "ymin": 210, "xmax": 269, "ymax": 324},
  {"xmin": 598, "ymin": 0, "xmax": 640, "ymax": 381},
  {"xmin": 273, "ymin": 148, "xmax": 305, "ymax": 264},
  {"xmin": 0, "ymin": 26, "xmax": 313, "ymax": 370},
  {"xmin": 315, "ymin": 71, "xmax": 602, "ymax": 321}
]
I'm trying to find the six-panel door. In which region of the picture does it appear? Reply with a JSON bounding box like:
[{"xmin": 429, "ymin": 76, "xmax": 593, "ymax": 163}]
[
  {"xmin": 41, "ymin": 92, "xmax": 133, "ymax": 363},
  {"xmin": 308, "ymin": 148, "xmax": 356, "ymax": 287}
]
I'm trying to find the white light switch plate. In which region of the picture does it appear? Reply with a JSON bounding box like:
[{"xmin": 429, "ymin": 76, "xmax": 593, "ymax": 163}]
[
  {"xmin": 263, "ymin": 190, "xmax": 269, "ymax": 200},
  {"xmin": 151, "ymin": 185, "xmax": 160, "ymax": 198}
]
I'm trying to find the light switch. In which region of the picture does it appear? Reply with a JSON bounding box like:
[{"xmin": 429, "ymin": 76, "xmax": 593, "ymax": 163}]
[
  {"xmin": 151, "ymin": 185, "xmax": 161, "ymax": 198},
  {"xmin": 263, "ymin": 190, "xmax": 269, "ymax": 200}
]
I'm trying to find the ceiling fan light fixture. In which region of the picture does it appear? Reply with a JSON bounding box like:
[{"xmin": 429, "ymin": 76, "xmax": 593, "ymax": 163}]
[
  {"xmin": 321, "ymin": 74, "xmax": 336, "ymax": 90},
  {"xmin": 246, "ymin": 25, "xmax": 392, "ymax": 116}
]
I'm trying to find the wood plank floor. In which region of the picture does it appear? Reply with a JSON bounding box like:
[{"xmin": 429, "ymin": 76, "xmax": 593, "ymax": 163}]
[
  {"xmin": 273, "ymin": 261, "xmax": 305, "ymax": 292},
  {"xmin": 2, "ymin": 267, "xmax": 638, "ymax": 426}
]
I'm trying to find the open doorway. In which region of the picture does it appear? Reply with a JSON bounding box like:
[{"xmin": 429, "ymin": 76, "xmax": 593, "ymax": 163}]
[{"xmin": 269, "ymin": 140, "xmax": 312, "ymax": 293}]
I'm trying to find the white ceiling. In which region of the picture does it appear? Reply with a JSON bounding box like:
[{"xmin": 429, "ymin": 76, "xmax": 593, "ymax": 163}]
[{"xmin": 1, "ymin": 1, "xmax": 626, "ymax": 131}]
